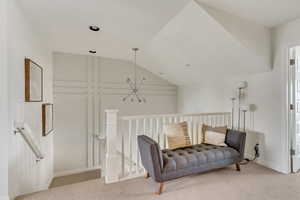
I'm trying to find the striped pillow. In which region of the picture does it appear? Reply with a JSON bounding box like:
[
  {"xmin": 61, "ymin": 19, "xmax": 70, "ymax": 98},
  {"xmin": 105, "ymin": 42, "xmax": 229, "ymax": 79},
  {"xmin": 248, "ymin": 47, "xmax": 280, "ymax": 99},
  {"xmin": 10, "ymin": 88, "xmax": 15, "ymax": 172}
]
[{"xmin": 164, "ymin": 121, "xmax": 191, "ymax": 149}]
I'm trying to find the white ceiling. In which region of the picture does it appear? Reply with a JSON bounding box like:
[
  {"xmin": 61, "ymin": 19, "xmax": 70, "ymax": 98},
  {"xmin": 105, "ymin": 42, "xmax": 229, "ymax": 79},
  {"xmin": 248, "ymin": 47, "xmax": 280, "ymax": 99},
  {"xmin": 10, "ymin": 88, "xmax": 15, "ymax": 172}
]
[
  {"xmin": 18, "ymin": 0, "xmax": 190, "ymax": 60},
  {"xmin": 18, "ymin": 0, "xmax": 300, "ymax": 85},
  {"xmin": 196, "ymin": 0, "xmax": 300, "ymax": 27},
  {"xmin": 141, "ymin": 1, "xmax": 271, "ymax": 85}
]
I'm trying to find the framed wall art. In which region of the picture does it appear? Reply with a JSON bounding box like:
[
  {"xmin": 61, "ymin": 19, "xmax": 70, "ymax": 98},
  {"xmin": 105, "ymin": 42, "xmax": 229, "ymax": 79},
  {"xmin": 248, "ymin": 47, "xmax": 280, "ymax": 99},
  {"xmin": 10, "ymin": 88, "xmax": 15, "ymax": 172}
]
[
  {"xmin": 42, "ymin": 103, "xmax": 54, "ymax": 136},
  {"xmin": 25, "ymin": 58, "xmax": 43, "ymax": 102}
]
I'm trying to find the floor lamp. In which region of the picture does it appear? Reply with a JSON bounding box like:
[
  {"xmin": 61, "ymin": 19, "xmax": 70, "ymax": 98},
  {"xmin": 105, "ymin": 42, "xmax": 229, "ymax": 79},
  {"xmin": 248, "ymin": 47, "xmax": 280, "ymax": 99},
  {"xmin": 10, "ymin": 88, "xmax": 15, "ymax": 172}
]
[
  {"xmin": 240, "ymin": 105, "xmax": 250, "ymax": 131},
  {"xmin": 230, "ymin": 97, "xmax": 236, "ymax": 129},
  {"xmin": 237, "ymin": 81, "xmax": 248, "ymax": 131}
]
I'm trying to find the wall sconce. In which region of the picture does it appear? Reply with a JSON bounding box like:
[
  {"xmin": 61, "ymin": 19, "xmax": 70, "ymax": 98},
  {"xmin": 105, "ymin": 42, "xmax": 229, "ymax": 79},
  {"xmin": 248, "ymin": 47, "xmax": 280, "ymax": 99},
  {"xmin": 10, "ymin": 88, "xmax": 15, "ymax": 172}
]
[{"xmin": 237, "ymin": 81, "xmax": 248, "ymax": 90}]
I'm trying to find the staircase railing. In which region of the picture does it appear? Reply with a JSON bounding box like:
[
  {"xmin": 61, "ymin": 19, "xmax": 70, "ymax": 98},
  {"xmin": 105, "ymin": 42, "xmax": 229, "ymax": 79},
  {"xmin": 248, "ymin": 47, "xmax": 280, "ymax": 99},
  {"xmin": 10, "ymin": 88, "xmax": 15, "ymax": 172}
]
[
  {"xmin": 14, "ymin": 122, "xmax": 44, "ymax": 161},
  {"xmin": 104, "ymin": 110, "xmax": 231, "ymax": 183}
]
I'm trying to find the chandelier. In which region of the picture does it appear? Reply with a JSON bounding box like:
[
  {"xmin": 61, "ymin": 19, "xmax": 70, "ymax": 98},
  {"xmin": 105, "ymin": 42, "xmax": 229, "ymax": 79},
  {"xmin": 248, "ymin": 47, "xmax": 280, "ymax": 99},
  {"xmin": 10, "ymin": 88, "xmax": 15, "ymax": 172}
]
[{"xmin": 122, "ymin": 48, "xmax": 146, "ymax": 103}]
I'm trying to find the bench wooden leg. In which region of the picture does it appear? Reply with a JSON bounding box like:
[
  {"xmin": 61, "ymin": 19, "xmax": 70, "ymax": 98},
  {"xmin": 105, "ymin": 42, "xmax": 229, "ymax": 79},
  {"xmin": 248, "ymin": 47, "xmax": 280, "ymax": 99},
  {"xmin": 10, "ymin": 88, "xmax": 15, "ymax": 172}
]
[
  {"xmin": 235, "ymin": 163, "xmax": 241, "ymax": 171},
  {"xmin": 145, "ymin": 172, "xmax": 150, "ymax": 179},
  {"xmin": 156, "ymin": 182, "xmax": 164, "ymax": 195}
]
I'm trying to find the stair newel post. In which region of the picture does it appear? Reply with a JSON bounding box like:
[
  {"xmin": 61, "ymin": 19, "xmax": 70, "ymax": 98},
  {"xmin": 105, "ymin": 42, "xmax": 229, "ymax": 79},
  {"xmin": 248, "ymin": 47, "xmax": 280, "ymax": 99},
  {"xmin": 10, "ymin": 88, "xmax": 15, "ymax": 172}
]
[{"xmin": 105, "ymin": 109, "xmax": 120, "ymax": 183}]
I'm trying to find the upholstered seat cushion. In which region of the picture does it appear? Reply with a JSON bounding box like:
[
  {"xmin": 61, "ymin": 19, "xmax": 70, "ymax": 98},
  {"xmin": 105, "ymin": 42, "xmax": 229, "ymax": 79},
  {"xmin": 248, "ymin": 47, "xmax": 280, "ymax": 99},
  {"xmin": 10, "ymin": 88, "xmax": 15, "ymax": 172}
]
[{"xmin": 161, "ymin": 144, "xmax": 240, "ymax": 178}]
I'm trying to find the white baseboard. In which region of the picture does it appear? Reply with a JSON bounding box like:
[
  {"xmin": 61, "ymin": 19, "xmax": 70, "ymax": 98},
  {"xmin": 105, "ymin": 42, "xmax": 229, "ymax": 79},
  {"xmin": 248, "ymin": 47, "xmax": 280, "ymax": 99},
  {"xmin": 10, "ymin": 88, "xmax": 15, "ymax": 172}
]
[
  {"xmin": 36, "ymin": 176, "xmax": 54, "ymax": 191},
  {"xmin": 244, "ymin": 151, "xmax": 289, "ymax": 174},
  {"xmin": 54, "ymin": 166, "xmax": 101, "ymax": 178},
  {"xmin": 255, "ymin": 158, "xmax": 289, "ymax": 174}
]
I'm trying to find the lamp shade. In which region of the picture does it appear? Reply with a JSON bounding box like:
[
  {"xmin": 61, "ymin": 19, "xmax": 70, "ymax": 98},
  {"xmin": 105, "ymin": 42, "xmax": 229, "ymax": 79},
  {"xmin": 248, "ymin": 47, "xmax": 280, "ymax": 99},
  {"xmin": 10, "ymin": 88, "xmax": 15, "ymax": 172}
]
[
  {"xmin": 237, "ymin": 81, "xmax": 248, "ymax": 89},
  {"xmin": 240, "ymin": 104, "xmax": 250, "ymax": 111}
]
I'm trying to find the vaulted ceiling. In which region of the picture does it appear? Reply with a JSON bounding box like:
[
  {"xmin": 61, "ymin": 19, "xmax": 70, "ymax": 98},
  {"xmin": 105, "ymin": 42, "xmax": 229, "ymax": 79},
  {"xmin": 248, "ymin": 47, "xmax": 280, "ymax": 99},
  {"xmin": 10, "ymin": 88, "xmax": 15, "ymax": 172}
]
[
  {"xmin": 196, "ymin": 0, "xmax": 300, "ymax": 27},
  {"xmin": 18, "ymin": 0, "xmax": 300, "ymax": 85}
]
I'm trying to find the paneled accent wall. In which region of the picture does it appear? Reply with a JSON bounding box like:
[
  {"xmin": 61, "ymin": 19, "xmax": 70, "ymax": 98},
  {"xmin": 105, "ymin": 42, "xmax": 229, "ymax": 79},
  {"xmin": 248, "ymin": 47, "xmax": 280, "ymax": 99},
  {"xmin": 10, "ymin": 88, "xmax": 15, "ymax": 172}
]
[{"xmin": 53, "ymin": 52, "xmax": 177, "ymax": 175}]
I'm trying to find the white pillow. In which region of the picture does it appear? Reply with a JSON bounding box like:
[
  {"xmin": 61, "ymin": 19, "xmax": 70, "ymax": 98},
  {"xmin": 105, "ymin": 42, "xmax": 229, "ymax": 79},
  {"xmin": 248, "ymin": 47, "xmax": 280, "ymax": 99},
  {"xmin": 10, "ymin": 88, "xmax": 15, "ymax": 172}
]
[{"xmin": 205, "ymin": 130, "xmax": 227, "ymax": 147}]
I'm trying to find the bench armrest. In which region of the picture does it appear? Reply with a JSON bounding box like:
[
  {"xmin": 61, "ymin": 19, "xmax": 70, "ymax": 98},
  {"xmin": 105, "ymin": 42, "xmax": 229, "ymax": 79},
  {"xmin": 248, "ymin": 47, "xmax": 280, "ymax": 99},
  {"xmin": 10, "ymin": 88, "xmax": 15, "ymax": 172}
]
[
  {"xmin": 225, "ymin": 129, "xmax": 246, "ymax": 160},
  {"xmin": 138, "ymin": 135, "xmax": 163, "ymax": 182}
]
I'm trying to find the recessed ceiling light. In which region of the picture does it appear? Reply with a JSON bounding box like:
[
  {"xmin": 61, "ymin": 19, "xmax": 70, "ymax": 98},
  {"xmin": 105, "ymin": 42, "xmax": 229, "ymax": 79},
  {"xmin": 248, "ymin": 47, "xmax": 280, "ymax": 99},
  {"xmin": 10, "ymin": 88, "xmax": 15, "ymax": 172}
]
[
  {"xmin": 185, "ymin": 64, "xmax": 191, "ymax": 67},
  {"xmin": 89, "ymin": 26, "xmax": 100, "ymax": 32},
  {"xmin": 89, "ymin": 50, "xmax": 96, "ymax": 54}
]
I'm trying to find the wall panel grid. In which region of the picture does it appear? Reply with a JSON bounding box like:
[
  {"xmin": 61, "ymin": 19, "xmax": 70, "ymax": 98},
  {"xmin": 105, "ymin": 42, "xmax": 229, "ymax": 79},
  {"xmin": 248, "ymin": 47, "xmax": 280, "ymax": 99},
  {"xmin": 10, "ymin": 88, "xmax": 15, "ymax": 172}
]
[{"xmin": 53, "ymin": 53, "xmax": 177, "ymax": 174}]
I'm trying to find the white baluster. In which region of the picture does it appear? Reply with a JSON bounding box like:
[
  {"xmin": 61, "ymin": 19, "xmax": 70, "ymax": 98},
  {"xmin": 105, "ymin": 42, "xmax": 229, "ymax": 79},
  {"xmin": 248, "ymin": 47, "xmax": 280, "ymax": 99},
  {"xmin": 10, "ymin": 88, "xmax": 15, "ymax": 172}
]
[
  {"xmin": 150, "ymin": 118, "xmax": 154, "ymax": 139},
  {"xmin": 168, "ymin": 117, "xmax": 173, "ymax": 124},
  {"xmin": 162, "ymin": 117, "xmax": 166, "ymax": 149},
  {"xmin": 136, "ymin": 119, "xmax": 140, "ymax": 173},
  {"xmin": 187, "ymin": 116, "xmax": 191, "ymax": 143},
  {"xmin": 121, "ymin": 131, "xmax": 125, "ymax": 177},
  {"xmin": 142, "ymin": 118, "xmax": 147, "ymax": 174},
  {"xmin": 189, "ymin": 116, "xmax": 193, "ymax": 144},
  {"xmin": 143, "ymin": 118, "xmax": 147, "ymax": 136},
  {"xmin": 193, "ymin": 117, "xmax": 197, "ymax": 145},
  {"xmin": 221, "ymin": 115, "xmax": 224, "ymax": 126},
  {"xmin": 174, "ymin": 116, "xmax": 178, "ymax": 123},
  {"xmin": 214, "ymin": 115, "xmax": 217, "ymax": 126},
  {"xmin": 156, "ymin": 118, "xmax": 160, "ymax": 145},
  {"xmin": 128, "ymin": 120, "xmax": 133, "ymax": 175},
  {"xmin": 105, "ymin": 109, "xmax": 120, "ymax": 183}
]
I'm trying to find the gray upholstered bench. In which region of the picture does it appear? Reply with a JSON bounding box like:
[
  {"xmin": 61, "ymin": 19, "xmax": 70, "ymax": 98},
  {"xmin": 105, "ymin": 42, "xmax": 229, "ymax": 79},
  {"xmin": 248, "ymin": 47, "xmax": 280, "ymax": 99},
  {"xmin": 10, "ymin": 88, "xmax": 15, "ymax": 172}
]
[{"xmin": 138, "ymin": 129, "xmax": 246, "ymax": 194}]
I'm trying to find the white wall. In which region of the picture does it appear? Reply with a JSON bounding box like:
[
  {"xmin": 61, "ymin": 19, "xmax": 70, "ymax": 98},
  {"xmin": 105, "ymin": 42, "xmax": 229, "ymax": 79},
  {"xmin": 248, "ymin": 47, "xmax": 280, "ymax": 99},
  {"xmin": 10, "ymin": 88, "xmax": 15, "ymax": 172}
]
[
  {"xmin": 177, "ymin": 18, "xmax": 300, "ymax": 174},
  {"xmin": 0, "ymin": 0, "xmax": 9, "ymax": 199},
  {"xmin": 53, "ymin": 52, "xmax": 177, "ymax": 175},
  {"xmin": 7, "ymin": 0, "xmax": 53, "ymax": 198},
  {"xmin": 177, "ymin": 83, "xmax": 231, "ymax": 114}
]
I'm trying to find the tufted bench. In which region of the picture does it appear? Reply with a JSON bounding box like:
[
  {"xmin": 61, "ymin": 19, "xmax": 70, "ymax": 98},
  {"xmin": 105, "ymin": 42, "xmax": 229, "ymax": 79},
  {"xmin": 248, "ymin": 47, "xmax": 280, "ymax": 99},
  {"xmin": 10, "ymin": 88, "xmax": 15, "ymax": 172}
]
[{"xmin": 138, "ymin": 129, "xmax": 246, "ymax": 194}]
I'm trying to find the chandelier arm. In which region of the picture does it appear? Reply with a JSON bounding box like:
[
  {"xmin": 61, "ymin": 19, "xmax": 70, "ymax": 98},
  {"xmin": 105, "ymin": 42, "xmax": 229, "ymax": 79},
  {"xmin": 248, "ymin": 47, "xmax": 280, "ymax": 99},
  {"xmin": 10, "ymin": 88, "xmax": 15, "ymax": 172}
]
[
  {"xmin": 136, "ymin": 78, "xmax": 146, "ymax": 90},
  {"xmin": 134, "ymin": 93, "xmax": 142, "ymax": 102},
  {"xmin": 122, "ymin": 90, "xmax": 135, "ymax": 101},
  {"xmin": 128, "ymin": 81, "xmax": 136, "ymax": 90}
]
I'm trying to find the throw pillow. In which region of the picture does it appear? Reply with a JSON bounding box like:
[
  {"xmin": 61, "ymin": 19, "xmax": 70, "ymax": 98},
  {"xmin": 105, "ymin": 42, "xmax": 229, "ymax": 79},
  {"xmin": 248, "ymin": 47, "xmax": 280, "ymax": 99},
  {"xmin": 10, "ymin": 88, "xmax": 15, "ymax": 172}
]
[
  {"xmin": 164, "ymin": 121, "xmax": 191, "ymax": 149},
  {"xmin": 202, "ymin": 124, "xmax": 227, "ymax": 146}
]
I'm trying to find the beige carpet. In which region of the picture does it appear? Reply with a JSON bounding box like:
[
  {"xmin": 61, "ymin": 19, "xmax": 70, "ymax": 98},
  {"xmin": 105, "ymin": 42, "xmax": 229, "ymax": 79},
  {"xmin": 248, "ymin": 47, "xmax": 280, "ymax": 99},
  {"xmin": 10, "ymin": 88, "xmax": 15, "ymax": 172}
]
[
  {"xmin": 50, "ymin": 169, "xmax": 101, "ymax": 188},
  {"xmin": 17, "ymin": 163, "xmax": 300, "ymax": 200}
]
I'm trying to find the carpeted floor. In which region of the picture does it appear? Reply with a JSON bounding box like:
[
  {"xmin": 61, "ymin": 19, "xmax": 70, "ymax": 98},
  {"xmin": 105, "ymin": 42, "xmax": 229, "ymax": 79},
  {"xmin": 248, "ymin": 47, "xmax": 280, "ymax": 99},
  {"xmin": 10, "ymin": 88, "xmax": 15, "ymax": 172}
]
[{"xmin": 17, "ymin": 163, "xmax": 300, "ymax": 200}]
